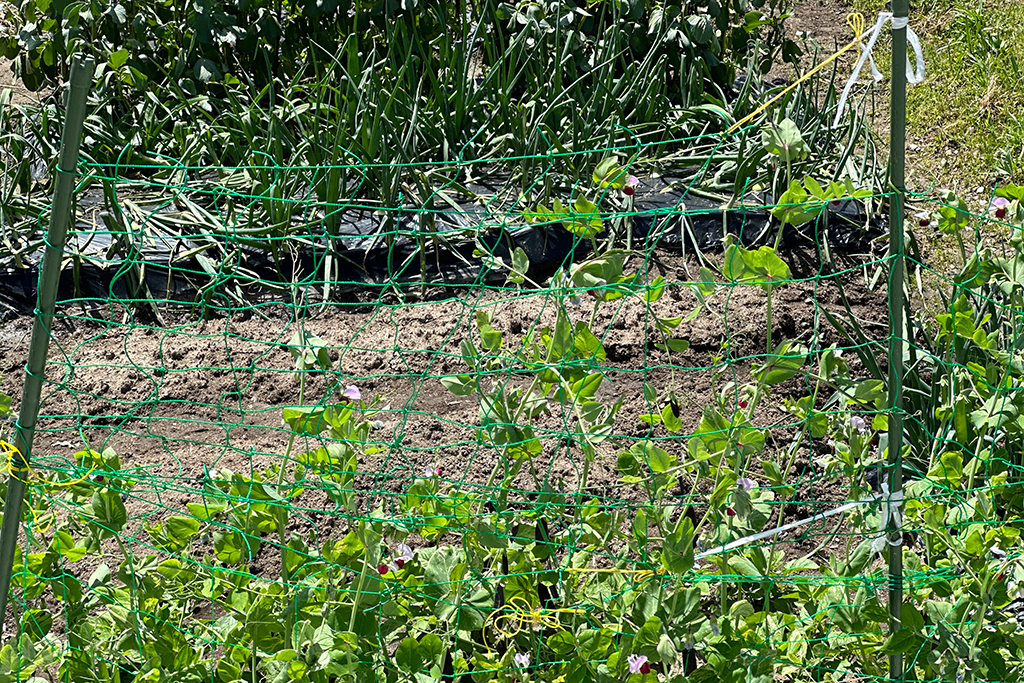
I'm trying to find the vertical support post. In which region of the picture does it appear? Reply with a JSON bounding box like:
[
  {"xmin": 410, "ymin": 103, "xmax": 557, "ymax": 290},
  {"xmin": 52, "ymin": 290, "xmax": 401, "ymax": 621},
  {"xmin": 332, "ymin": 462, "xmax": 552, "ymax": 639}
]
[
  {"xmin": 0, "ymin": 54, "xmax": 94, "ymax": 622},
  {"xmin": 887, "ymin": 1, "xmax": 909, "ymax": 682}
]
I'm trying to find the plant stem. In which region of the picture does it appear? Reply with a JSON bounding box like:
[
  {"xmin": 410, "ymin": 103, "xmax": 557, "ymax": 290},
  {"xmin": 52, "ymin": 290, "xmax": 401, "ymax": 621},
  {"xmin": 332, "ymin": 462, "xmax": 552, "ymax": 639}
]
[
  {"xmin": 578, "ymin": 456, "xmax": 591, "ymax": 501},
  {"xmin": 114, "ymin": 537, "xmax": 145, "ymax": 651},
  {"xmin": 588, "ymin": 297, "xmax": 600, "ymax": 329},
  {"xmin": 344, "ymin": 527, "xmax": 374, "ymax": 680},
  {"xmin": 480, "ymin": 311, "xmax": 561, "ymax": 513},
  {"xmin": 348, "ymin": 540, "xmax": 373, "ymax": 635},
  {"xmin": 278, "ymin": 371, "xmax": 306, "ymax": 487},
  {"xmin": 966, "ymin": 573, "xmax": 992, "ymax": 663},
  {"xmin": 277, "ymin": 369, "xmax": 305, "ymax": 646}
]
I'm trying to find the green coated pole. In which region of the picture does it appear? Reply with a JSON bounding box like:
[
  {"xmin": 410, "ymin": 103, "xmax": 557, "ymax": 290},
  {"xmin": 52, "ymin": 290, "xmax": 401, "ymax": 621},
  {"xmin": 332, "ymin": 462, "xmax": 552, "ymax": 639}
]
[
  {"xmin": 887, "ymin": 1, "xmax": 909, "ymax": 682},
  {"xmin": 0, "ymin": 54, "xmax": 94, "ymax": 623}
]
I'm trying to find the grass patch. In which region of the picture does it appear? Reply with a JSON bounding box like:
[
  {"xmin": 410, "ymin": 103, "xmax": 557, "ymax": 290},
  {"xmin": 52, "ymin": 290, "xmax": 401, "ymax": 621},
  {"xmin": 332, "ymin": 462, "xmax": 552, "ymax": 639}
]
[
  {"xmin": 847, "ymin": 0, "xmax": 1024, "ymax": 190},
  {"xmin": 904, "ymin": 0, "xmax": 1024, "ymax": 189}
]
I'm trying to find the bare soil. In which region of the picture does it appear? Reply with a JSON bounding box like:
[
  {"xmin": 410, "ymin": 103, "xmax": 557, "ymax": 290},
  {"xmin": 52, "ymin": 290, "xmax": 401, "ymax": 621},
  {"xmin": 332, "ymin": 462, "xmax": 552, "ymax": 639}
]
[{"xmin": 0, "ymin": 244, "xmax": 887, "ymax": 592}]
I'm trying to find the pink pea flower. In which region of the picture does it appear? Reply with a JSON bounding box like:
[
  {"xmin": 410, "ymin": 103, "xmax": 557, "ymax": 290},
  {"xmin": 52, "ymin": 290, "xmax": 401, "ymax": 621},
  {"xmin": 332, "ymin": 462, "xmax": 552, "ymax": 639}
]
[
  {"xmin": 390, "ymin": 543, "xmax": 414, "ymax": 570},
  {"xmin": 341, "ymin": 385, "xmax": 361, "ymax": 402},
  {"xmin": 990, "ymin": 196, "xmax": 1010, "ymax": 220},
  {"xmin": 381, "ymin": 543, "xmax": 415, "ymax": 574},
  {"xmin": 736, "ymin": 477, "xmax": 756, "ymax": 491},
  {"xmin": 851, "ymin": 415, "xmax": 869, "ymax": 435},
  {"xmin": 627, "ymin": 654, "xmax": 650, "ymax": 674},
  {"xmin": 623, "ymin": 175, "xmax": 639, "ymax": 197}
]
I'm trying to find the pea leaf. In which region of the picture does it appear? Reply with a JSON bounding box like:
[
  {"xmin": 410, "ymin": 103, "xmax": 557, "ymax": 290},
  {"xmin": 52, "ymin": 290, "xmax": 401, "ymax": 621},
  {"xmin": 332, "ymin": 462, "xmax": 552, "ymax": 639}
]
[
  {"xmin": 752, "ymin": 340, "xmax": 808, "ymax": 385},
  {"xmin": 662, "ymin": 517, "xmax": 694, "ymax": 574},
  {"xmin": 935, "ymin": 190, "xmax": 971, "ymax": 234},
  {"xmin": 593, "ymin": 156, "xmax": 629, "ymax": 189},
  {"xmin": 419, "ymin": 634, "xmax": 443, "ymax": 664},
  {"xmin": 722, "ymin": 240, "xmax": 791, "ymax": 293},
  {"xmin": 728, "ymin": 555, "xmax": 762, "ymax": 579},
  {"xmin": 636, "ymin": 615, "xmax": 662, "ymax": 646},
  {"xmin": 109, "ymin": 48, "xmax": 129, "ymax": 70},
  {"xmin": 396, "ymin": 637, "xmax": 422, "ymax": 672},
  {"xmin": 89, "ymin": 490, "xmax": 127, "ymax": 537},
  {"xmin": 927, "ymin": 451, "xmax": 964, "ymax": 487},
  {"xmin": 282, "ymin": 406, "xmax": 328, "ymax": 435},
  {"xmin": 547, "ymin": 630, "xmax": 576, "ymax": 656},
  {"xmin": 655, "ymin": 338, "xmax": 690, "ymax": 353},
  {"xmin": 880, "ymin": 628, "xmax": 923, "ymax": 654},
  {"xmin": 164, "ymin": 516, "xmax": 202, "ymax": 547},
  {"xmin": 685, "ymin": 14, "xmax": 715, "ymax": 44},
  {"xmin": 509, "ymin": 247, "xmax": 529, "ymax": 284},
  {"xmin": 476, "ymin": 311, "xmax": 503, "ymax": 353},
  {"xmin": 661, "ymin": 403, "xmax": 683, "ymax": 432},
  {"xmin": 761, "ymin": 118, "xmax": 808, "ymax": 162},
  {"xmin": 440, "ymin": 374, "xmax": 476, "ymax": 396},
  {"xmin": 630, "ymin": 441, "xmax": 674, "ymax": 473},
  {"xmin": 568, "ymin": 195, "xmax": 603, "ymax": 238}
]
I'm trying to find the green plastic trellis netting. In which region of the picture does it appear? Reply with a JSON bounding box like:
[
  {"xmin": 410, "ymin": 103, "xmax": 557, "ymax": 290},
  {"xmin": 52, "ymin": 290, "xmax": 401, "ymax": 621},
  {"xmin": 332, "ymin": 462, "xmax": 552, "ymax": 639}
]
[{"xmin": 0, "ymin": 133, "xmax": 1022, "ymax": 683}]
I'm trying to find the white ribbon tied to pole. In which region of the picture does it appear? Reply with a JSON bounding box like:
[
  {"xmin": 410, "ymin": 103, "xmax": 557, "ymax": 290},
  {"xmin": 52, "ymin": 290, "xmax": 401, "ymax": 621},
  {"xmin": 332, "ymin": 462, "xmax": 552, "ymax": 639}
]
[
  {"xmin": 871, "ymin": 481, "xmax": 904, "ymax": 554},
  {"xmin": 833, "ymin": 12, "xmax": 925, "ymax": 127}
]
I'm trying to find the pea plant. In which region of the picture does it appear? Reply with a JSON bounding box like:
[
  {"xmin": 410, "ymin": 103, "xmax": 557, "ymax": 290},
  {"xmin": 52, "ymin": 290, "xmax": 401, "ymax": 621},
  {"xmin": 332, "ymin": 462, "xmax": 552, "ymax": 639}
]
[{"xmin": 3, "ymin": 183, "xmax": 1024, "ymax": 683}]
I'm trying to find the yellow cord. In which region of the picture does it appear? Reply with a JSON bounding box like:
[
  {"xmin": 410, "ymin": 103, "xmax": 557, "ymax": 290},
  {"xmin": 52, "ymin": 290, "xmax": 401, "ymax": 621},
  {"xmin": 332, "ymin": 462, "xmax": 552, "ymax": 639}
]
[
  {"xmin": 481, "ymin": 568, "xmax": 664, "ymax": 646},
  {"xmin": 727, "ymin": 13, "xmax": 866, "ymax": 134},
  {"xmin": 0, "ymin": 440, "xmax": 22, "ymax": 471},
  {"xmin": 0, "ymin": 440, "xmax": 99, "ymax": 534},
  {"xmin": 0, "ymin": 442, "xmax": 99, "ymax": 489},
  {"xmin": 486, "ymin": 596, "xmax": 586, "ymax": 644},
  {"xmin": 562, "ymin": 566, "xmax": 664, "ymax": 582}
]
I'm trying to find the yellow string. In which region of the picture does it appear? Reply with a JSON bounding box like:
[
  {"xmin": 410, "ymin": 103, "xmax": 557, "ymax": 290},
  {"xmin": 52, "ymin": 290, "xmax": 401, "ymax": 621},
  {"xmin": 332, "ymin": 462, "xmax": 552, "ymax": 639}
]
[
  {"xmin": 485, "ymin": 596, "xmax": 586, "ymax": 644},
  {"xmin": 482, "ymin": 569, "xmax": 662, "ymax": 646},
  {"xmin": 0, "ymin": 442, "xmax": 99, "ymax": 489},
  {"xmin": 0, "ymin": 440, "xmax": 99, "ymax": 534},
  {"xmin": 727, "ymin": 12, "xmax": 867, "ymax": 134},
  {"xmin": 0, "ymin": 440, "xmax": 22, "ymax": 471},
  {"xmin": 562, "ymin": 566, "xmax": 664, "ymax": 582}
]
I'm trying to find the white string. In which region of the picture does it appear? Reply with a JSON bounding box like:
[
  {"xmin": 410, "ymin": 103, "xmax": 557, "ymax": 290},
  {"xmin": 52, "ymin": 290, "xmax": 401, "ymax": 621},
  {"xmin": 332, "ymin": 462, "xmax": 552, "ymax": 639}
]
[
  {"xmin": 870, "ymin": 481, "xmax": 904, "ymax": 553},
  {"xmin": 833, "ymin": 11, "xmax": 925, "ymax": 127},
  {"xmin": 694, "ymin": 479, "xmax": 905, "ymax": 562},
  {"xmin": 695, "ymin": 492, "xmax": 881, "ymax": 561}
]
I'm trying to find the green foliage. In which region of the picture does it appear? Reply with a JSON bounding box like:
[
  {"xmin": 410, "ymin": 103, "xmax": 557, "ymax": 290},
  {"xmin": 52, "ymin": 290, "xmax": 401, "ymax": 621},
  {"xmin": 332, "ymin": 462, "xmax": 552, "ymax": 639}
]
[
  {"xmin": 722, "ymin": 239, "xmax": 791, "ymax": 292},
  {"xmin": 531, "ymin": 196, "xmax": 604, "ymax": 239},
  {"xmin": 761, "ymin": 118, "xmax": 809, "ymax": 164},
  {"xmin": 0, "ymin": 0, "xmax": 799, "ymax": 180},
  {"xmin": 593, "ymin": 156, "xmax": 632, "ymax": 190},
  {"xmin": 772, "ymin": 176, "xmax": 873, "ymax": 228},
  {"xmin": 0, "ymin": 10, "xmax": 1019, "ymax": 675},
  {"xmin": 5, "ymin": 214, "xmax": 1024, "ymax": 683}
]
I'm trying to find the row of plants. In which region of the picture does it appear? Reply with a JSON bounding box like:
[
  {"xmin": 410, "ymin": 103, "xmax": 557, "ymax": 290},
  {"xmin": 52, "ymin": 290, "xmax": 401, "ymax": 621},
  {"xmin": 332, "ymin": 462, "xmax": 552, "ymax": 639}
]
[
  {"xmin": 0, "ymin": 0, "xmax": 893, "ymax": 320},
  {"xmin": 1, "ymin": 185, "xmax": 1023, "ymax": 682},
  {"xmin": 0, "ymin": 89, "xmax": 884, "ymax": 328},
  {"xmin": 1, "ymin": 0, "xmax": 791, "ymax": 181}
]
